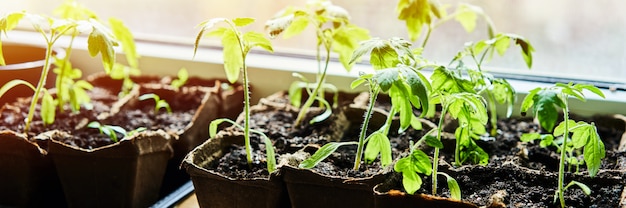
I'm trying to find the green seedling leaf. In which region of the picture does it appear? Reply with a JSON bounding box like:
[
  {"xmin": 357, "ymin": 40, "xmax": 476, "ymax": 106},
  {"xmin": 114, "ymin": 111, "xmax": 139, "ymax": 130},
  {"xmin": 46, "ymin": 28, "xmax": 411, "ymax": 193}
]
[
  {"xmin": 171, "ymin": 68, "xmax": 189, "ymax": 90},
  {"xmin": 396, "ymin": 0, "xmax": 435, "ymax": 42},
  {"xmin": 528, "ymin": 89, "xmax": 565, "ymax": 132},
  {"xmin": 0, "ymin": 80, "xmax": 35, "ymax": 98},
  {"xmin": 109, "ymin": 17, "xmax": 138, "ymax": 68},
  {"xmin": 209, "ymin": 118, "xmax": 231, "ymax": 138},
  {"xmin": 424, "ymin": 135, "xmax": 443, "ymax": 149},
  {"xmin": 431, "ymin": 66, "xmax": 475, "ymax": 93},
  {"xmin": 299, "ymin": 142, "xmax": 357, "ymax": 169},
  {"xmin": 410, "ymin": 115, "xmax": 423, "ymax": 130},
  {"xmin": 88, "ymin": 22, "xmax": 116, "ymax": 73},
  {"xmin": 494, "ymin": 34, "xmax": 511, "ymax": 56},
  {"xmin": 233, "ymin": 17, "xmax": 255, "ymax": 27},
  {"xmin": 139, "ymin": 93, "xmax": 172, "ymax": 114},
  {"xmin": 491, "ymin": 79, "xmax": 515, "ymax": 117},
  {"xmin": 539, "ymin": 135, "xmax": 554, "ymax": 148},
  {"xmin": 288, "ymin": 81, "xmax": 307, "ymax": 108},
  {"xmin": 221, "ymin": 29, "xmax": 244, "ymax": 83},
  {"xmin": 553, "ymin": 120, "xmax": 578, "ymax": 137},
  {"xmin": 261, "ymin": 134, "xmax": 277, "ymax": 173},
  {"xmin": 309, "ymin": 97, "xmax": 332, "ymax": 124},
  {"xmin": 364, "ymin": 131, "xmax": 392, "ymax": 167},
  {"xmin": 454, "ymin": 4, "xmax": 479, "ymax": 33},
  {"xmin": 439, "ymin": 172, "xmax": 461, "ymax": 200},
  {"xmin": 583, "ymin": 125, "xmax": 605, "ymax": 177},
  {"xmin": 332, "ymin": 25, "xmax": 370, "ymax": 71},
  {"xmin": 400, "ymin": 66, "xmax": 430, "ymax": 116},
  {"xmin": 513, "ymin": 36, "xmax": 534, "ymax": 68},
  {"xmin": 243, "ymin": 31, "xmax": 274, "ymax": 53},
  {"xmin": 41, "ymin": 90, "xmax": 56, "ymax": 125},
  {"xmin": 520, "ymin": 133, "xmax": 541, "ymax": 142},
  {"xmin": 54, "ymin": 0, "xmax": 98, "ymax": 20},
  {"xmin": 283, "ymin": 15, "xmax": 310, "ymax": 39},
  {"xmin": 564, "ymin": 181, "xmax": 592, "ymax": 195},
  {"xmin": 394, "ymin": 149, "xmax": 431, "ymax": 194}
]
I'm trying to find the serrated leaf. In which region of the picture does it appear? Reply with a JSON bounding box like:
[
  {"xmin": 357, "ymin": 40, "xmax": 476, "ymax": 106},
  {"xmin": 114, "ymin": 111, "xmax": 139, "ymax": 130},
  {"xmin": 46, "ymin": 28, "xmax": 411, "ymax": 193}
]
[
  {"xmin": 571, "ymin": 123, "xmax": 592, "ymax": 149},
  {"xmin": 374, "ymin": 68, "xmax": 399, "ymax": 92},
  {"xmin": 244, "ymin": 31, "xmax": 274, "ymax": 53},
  {"xmin": 0, "ymin": 12, "xmax": 25, "ymax": 33},
  {"xmin": 576, "ymin": 84, "xmax": 605, "ymax": 99},
  {"xmin": 109, "ymin": 18, "xmax": 138, "ymax": 68},
  {"xmin": 455, "ymin": 4, "xmax": 478, "ymax": 33},
  {"xmin": 88, "ymin": 25, "xmax": 116, "ymax": 73},
  {"xmin": 332, "ymin": 25, "xmax": 370, "ymax": 71},
  {"xmin": 494, "ymin": 35, "xmax": 511, "ymax": 56},
  {"xmin": 350, "ymin": 76, "xmax": 368, "ymax": 89},
  {"xmin": 282, "ymin": 15, "xmax": 309, "ymax": 39},
  {"xmin": 300, "ymin": 142, "xmax": 355, "ymax": 169},
  {"xmin": 532, "ymin": 89, "xmax": 564, "ymax": 132},
  {"xmin": 431, "ymin": 66, "xmax": 475, "ymax": 93},
  {"xmin": 396, "ymin": 0, "xmax": 433, "ymax": 42},
  {"xmin": 401, "ymin": 66, "xmax": 429, "ymax": 115},
  {"xmin": 233, "ymin": 17, "xmax": 255, "ymax": 27},
  {"xmin": 221, "ymin": 29, "xmax": 243, "ymax": 83}
]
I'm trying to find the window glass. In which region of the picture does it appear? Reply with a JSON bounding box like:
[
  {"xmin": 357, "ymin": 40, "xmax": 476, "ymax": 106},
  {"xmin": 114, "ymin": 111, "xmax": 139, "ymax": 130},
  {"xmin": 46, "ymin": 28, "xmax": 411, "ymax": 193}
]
[{"xmin": 2, "ymin": 0, "xmax": 625, "ymax": 84}]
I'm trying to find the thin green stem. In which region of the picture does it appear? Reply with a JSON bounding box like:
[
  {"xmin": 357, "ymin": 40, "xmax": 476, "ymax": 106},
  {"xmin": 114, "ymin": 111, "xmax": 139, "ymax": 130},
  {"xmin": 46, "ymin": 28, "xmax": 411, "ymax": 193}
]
[
  {"xmin": 25, "ymin": 41, "xmax": 55, "ymax": 133},
  {"xmin": 294, "ymin": 46, "xmax": 331, "ymax": 127},
  {"xmin": 382, "ymin": 107, "xmax": 397, "ymax": 136},
  {"xmin": 421, "ymin": 26, "xmax": 433, "ymax": 49},
  {"xmin": 56, "ymin": 32, "xmax": 78, "ymax": 112},
  {"xmin": 353, "ymin": 86, "xmax": 380, "ymax": 171},
  {"xmin": 432, "ymin": 104, "xmax": 448, "ymax": 196},
  {"xmin": 558, "ymin": 97, "xmax": 570, "ymax": 208}
]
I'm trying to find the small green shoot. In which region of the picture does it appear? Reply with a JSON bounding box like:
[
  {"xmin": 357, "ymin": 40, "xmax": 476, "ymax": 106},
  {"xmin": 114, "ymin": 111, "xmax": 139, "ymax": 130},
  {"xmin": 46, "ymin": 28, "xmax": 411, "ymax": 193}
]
[
  {"xmin": 87, "ymin": 121, "xmax": 146, "ymax": 142},
  {"xmin": 520, "ymin": 82, "xmax": 605, "ymax": 208},
  {"xmin": 138, "ymin": 93, "xmax": 172, "ymax": 114},
  {"xmin": 194, "ymin": 17, "xmax": 275, "ymax": 172},
  {"xmin": 170, "ymin": 68, "xmax": 189, "ymax": 91},
  {"xmin": 266, "ymin": 0, "xmax": 370, "ymax": 127},
  {"xmin": 0, "ymin": 0, "xmax": 126, "ymax": 132}
]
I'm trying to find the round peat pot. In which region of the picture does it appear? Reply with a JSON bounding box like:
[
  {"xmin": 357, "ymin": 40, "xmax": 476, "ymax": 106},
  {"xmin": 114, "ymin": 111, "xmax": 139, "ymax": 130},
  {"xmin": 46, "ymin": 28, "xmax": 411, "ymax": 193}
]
[
  {"xmin": 182, "ymin": 134, "xmax": 289, "ymax": 208},
  {"xmin": 373, "ymin": 183, "xmax": 479, "ymax": 208},
  {"xmin": 0, "ymin": 130, "xmax": 66, "ymax": 207},
  {"xmin": 0, "ymin": 43, "xmax": 64, "ymax": 106},
  {"xmin": 47, "ymin": 130, "xmax": 173, "ymax": 208}
]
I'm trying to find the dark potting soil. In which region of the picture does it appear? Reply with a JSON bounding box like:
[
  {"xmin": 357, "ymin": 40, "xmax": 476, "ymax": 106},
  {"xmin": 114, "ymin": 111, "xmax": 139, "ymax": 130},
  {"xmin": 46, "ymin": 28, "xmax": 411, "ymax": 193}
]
[
  {"xmin": 0, "ymin": 85, "xmax": 203, "ymax": 150},
  {"xmin": 388, "ymin": 115, "xmax": 626, "ymax": 208}
]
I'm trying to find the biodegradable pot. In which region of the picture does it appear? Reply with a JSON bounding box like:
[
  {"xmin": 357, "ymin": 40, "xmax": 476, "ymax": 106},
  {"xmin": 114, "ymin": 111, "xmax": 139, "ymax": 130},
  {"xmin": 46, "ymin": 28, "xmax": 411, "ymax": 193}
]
[
  {"xmin": 373, "ymin": 183, "xmax": 479, "ymax": 208},
  {"xmin": 182, "ymin": 133, "xmax": 289, "ymax": 208},
  {"xmin": 47, "ymin": 130, "xmax": 173, "ymax": 208},
  {"xmin": 0, "ymin": 130, "xmax": 66, "ymax": 207},
  {"xmin": 281, "ymin": 164, "xmax": 389, "ymax": 208},
  {"xmin": 86, "ymin": 73, "xmax": 245, "ymax": 196},
  {"xmin": 0, "ymin": 43, "xmax": 63, "ymax": 106}
]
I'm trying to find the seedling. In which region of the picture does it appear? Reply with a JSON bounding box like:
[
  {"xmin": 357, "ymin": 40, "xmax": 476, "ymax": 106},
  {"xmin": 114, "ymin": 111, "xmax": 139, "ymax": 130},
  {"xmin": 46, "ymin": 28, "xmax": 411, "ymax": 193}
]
[
  {"xmin": 194, "ymin": 17, "xmax": 276, "ymax": 172},
  {"xmin": 266, "ymin": 0, "xmax": 370, "ymax": 127},
  {"xmin": 87, "ymin": 121, "xmax": 146, "ymax": 142},
  {"xmin": 0, "ymin": 0, "xmax": 121, "ymax": 132},
  {"xmin": 520, "ymin": 82, "xmax": 605, "ymax": 208},
  {"xmin": 450, "ymin": 33, "xmax": 534, "ymax": 136},
  {"xmin": 138, "ymin": 93, "xmax": 172, "ymax": 114},
  {"xmin": 170, "ymin": 68, "xmax": 189, "ymax": 91}
]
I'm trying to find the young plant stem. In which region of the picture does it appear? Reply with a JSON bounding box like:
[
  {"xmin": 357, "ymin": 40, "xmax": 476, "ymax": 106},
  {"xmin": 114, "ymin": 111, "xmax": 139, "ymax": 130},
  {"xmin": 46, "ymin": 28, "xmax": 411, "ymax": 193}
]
[
  {"xmin": 557, "ymin": 96, "xmax": 570, "ymax": 208},
  {"xmin": 24, "ymin": 42, "xmax": 54, "ymax": 133},
  {"xmin": 56, "ymin": 32, "xmax": 78, "ymax": 112},
  {"xmin": 432, "ymin": 104, "xmax": 449, "ymax": 195},
  {"xmin": 242, "ymin": 56, "xmax": 253, "ymax": 168},
  {"xmin": 293, "ymin": 47, "xmax": 331, "ymax": 127},
  {"xmin": 353, "ymin": 86, "xmax": 380, "ymax": 171}
]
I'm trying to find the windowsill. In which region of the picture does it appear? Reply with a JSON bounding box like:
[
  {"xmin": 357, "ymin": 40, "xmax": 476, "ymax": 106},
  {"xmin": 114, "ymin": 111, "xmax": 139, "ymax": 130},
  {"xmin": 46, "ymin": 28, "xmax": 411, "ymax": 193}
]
[{"xmin": 4, "ymin": 30, "xmax": 626, "ymax": 116}]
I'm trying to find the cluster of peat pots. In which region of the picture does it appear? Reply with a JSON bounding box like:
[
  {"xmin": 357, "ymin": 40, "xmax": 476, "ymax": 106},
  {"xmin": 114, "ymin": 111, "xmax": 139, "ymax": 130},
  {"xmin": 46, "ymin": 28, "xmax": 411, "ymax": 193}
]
[
  {"xmin": 183, "ymin": 90, "xmax": 626, "ymax": 208},
  {"xmin": 0, "ymin": 70, "xmax": 244, "ymax": 207}
]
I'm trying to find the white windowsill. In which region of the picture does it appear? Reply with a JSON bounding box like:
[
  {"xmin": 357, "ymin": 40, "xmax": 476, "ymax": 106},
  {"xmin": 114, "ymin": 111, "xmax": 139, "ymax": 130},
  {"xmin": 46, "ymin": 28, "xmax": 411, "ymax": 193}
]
[{"xmin": 5, "ymin": 30, "xmax": 626, "ymax": 117}]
